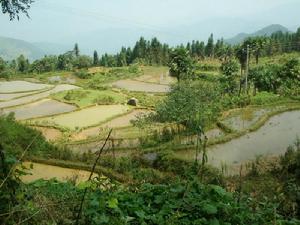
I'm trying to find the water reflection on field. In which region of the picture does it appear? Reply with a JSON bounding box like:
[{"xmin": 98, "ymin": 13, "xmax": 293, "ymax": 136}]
[
  {"xmin": 175, "ymin": 110, "xmax": 300, "ymax": 170},
  {"xmin": 21, "ymin": 162, "xmax": 97, "ymax": 184}
]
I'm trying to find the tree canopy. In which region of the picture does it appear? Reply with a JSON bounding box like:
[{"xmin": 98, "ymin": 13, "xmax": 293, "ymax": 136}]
[{"xmin": 0, "ymin": 0, "xmax": 33, "ymax": 20}]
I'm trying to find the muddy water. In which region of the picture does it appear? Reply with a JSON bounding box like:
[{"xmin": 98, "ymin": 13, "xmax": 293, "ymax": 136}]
[
  {"xmin": 113, "ymin": 80, "xmax": 170, "ymax": 93},
  {"xmin": 175, "ymin": 111, "xmax": 300, "ymax": 169},
  {"xmin": 222, "ymin": 109, "xmax": 268, "ymax": 131},
  {"xmin": 35, "ymin": 105, "xmax": 130, "ymax": 130},
  {"xmin": 0, "ymin": 90, "xmax": 40, "ymax": 101},
  {"xmin": 21, "ymin": 162, "xmax": 98, "ymax": 184},
  {"xmin": 208, "ymin": 110, "xmax": 300, "ymax": 167},
  {"xmin": 72, "ymin": 109, "xmax": 150, "ymax": 141},
  {"xmin": 0, "ymin": 84, "xmax": 80, "ymax": 109},
  {"xmin": 0, "ymin": 81, "xmax": 51, "ymax": 93},
  {"xmin": 3, "ymin": 99, "xmax": 77, "ymax": 120}
]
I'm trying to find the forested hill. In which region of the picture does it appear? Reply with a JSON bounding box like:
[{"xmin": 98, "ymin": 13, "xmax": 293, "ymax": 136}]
[
  {"xmin": 0, "ymin": 24, "xmax": 292, "ymax": 62},
  {"xmin": 225, "ymin": 24, "xmax": 290, "ymax": 45}
]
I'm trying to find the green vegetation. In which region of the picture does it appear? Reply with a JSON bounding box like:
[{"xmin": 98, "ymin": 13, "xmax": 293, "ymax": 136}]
[
  {"xmin": 0, "ymin": 114, "xmax": 55, "ymax": 157},
  {"xmin": 156, "ymin": 81, "xmax": 221, "ymax": 131},
  {"xmin": 84, "ymin": 65, "xmax": 142, "ymax": 90},
  {"xmin": 1, "ymin": 9, "xmax": 300, "ymax": 224},
  {"xmin": 1, "ymin": 116, "xmax": 300, "ymax": 224},
  {"xmin": 52, "ymin": 89, "xmax": 127, "ymax": 108}
]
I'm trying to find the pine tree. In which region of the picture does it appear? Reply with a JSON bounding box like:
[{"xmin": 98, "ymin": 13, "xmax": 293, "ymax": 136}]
[
  {"xmin": 74, "ymin": 43, "xmax": 79, "ymax": 57},
  {"xmin": 295, "ymin": 28, "xmax": 300, "ymax": 51},
  {"xmin": 196, "ymin": 41, "xmax": 205, "ymax": 59},
  {"xmin": 93, "ymin": 50, "xmax": 99, "ymax": 66},
  {"xmin": 205, "ymin": 34, "xmax": 214, "ymax": 58},
  {"xmin": 118, "ymin": 47, "xmax": 127, "ymax": 66},
  {"xmin": 126, "ymin": 47, "xmax": 133, "ymax": 65}
]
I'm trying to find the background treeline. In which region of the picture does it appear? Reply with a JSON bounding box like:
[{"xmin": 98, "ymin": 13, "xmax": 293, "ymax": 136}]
[{"xmin": 0, "ymin": 27, "xmax": 300, "ymax": 77}]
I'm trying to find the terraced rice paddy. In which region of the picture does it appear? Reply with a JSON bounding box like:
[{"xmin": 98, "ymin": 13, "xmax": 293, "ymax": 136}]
[
  {"xmin": 21, "ymin": 162, "xmax": 98, "ymax": 184},
  {"xmin": 134, "ymin": 68, "xmax": 175, "ymax": 85},
  {"xmin": 0, "ymin": 90, "xmax": 41, "ymax": 101},
  {"xmin": 0, "ymin": 81, "xmax": 52, "ymax": 93},
  {"xmin": 0, "ymin": 84, "xmax": 80, "ymax": 109},
  {"xmin": 222, "ymin": 108, "xmax": 268, "ymax": 131},
  {"xmin": 174, "ymin": 110, "xmax": 300, "ymax": 171},
  {"xmin": 72, "ymin": 109, "xmax": 150, "ymax": 140},
  {"xmin": 33, "ymin": 105, "xmax": 130, "ymax": 130},
  {"xmin": 2, "ymin": 99, "xmax": 77, "ymax": 120},
  {"xmin": 113, "ymin": 80, "xmax": 170, "ymax": 93},
  {"xmin": 33, "ymin": 127, "xmax": 63, "ymax": 141}
]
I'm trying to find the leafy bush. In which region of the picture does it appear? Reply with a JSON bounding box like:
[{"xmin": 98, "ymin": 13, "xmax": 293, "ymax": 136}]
[
  {"xmin": 74, "ymin": 69, "xmax": 91, "ymax": 79},
  {"xmin": 0, "ymin": 114, "xmax": 56, "ymax": 157},
  {"xmin": 82, "ymin": 180, "xmax": 299, "ymax": 225},
  {"xmin": 156, "ymin": 81, "xmax": 221, "ymax": 132},
  {"xmin": 64, "ymin": 90, "xmax": 89, "ymax": 101},
  {"xmin": 220, "ymin": 94, "xmax": 251, "ymax": 110},
  {"xmin": 128, "ymin": 63, "xmax": 141, "ymax": 73},
  {"xmin": 92, "ymin": 95, "xmax": 115, "ymax": 105}
]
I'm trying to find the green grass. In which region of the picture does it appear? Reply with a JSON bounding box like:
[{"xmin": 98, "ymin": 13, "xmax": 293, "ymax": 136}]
[
  {"xmin": 52, "ymin": 89, "xmax": 127, "ymax": 108},
  {"xmin": 250, "ymin": 91, "xmax": 290, "ymax": 105},
  {"xmin": 123, "ymin": 91, "xmax": 166, "ymax": 108},
  {"xmin": 83, "ymin": 66, "xmax": 142, "ymax": 89}
]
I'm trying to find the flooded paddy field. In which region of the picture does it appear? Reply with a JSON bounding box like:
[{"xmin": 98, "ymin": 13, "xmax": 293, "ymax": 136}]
[
  {"xmin": 174, "ymin": 110, "xmax": 300, "ymax": 170},
  {"xmin": 68, "ymin": 138, "xmax": 140, "ymax": 153},
  {"xmin": 21, "ymin": 162, "xmax": 97, "ymax": 184},
  {"xmin": 179, "ymin": 128, "xmax": 225, "ymax": 145},
  {"xmin": 2, "ymin": 99, "xmax": 77, "ymax": 120},
  {"xmin": 113, "ymin": 80, "xmax": 170, "ymax": 93},
  {"xmin": 72, "ymin": 109, "xmax": 150, "ymax": 140},
  {"xmin": 0, "ymin": 80, "xmax": 52, "ymax": 93},
  {"xmin": 0, "ymin": 90, "xmax": 41, "ymax": 101},
  {"xmin": 0, "ymin": 84, "xmax": 80, "ymax": 109},
  {"xmin": 134, "ymin": 67, "xmax": 175, "ymax": 85},
  {"xmin": 221, "ymin": 108, "xmax": 268, "ymax": 131},
  {"xmin": 33, "ymin": 105, "xmax": 130, "ymax": 130}
]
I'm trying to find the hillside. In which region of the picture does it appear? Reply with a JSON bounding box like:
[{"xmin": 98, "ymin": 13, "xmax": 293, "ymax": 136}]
[
  {"xmin": 32, "ymin": 42, "xmax": 71, "ymax": 56},
  {"xmin": 225, "ymin": 24, "xmax": 290, "ymax": 45},
  {"xmin": 0, "ymin": 36, "xmax": 46, "ymax": 61}
]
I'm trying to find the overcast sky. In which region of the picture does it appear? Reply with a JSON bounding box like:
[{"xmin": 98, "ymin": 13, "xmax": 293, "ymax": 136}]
[{"xmin": 0, "ymin": 0, "xmax": 299, "ymax": 44}]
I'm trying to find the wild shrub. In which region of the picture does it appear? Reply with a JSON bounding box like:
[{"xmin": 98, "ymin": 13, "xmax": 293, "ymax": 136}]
[
  {"xmin": 74, "ymin": 69, "xmax": 91, "ymax": 79},
  {"xmin": 92, "ymin": 95, "xmax": 115, "ymax": 105}
]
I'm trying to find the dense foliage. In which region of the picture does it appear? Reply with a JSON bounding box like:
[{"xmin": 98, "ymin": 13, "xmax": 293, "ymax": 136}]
[
  {"xmin": 156, "ymin": 81, "xmax": 221, "ymax": 132},
  {"xmin": 168, "ymin": 48, "xmax": 195, "ymax": 81},
  {"xmin": 0, "ymin": 0, "xmax": 33, "ymax": 20},
  {"xmin": 249, "ymin": 58, "xmax": 300, "ymax": 95},
  {"xmin": 0, "ymin": 114, "xmax": 55, "ymax": 157}
]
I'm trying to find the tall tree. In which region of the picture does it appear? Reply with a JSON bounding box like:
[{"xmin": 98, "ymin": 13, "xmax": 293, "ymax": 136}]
[
  {"xmin": 93, "ymin": 50, "xmax": 99, "ymax": 66},
  {"xmin": 16, "ymin": 54, "xmax": 29, "ymax": 73},
  {"xmin": 220, "ymin": 59, "xmax": 239, "ymax": 94},
  {"xmin": 0, "ymin": 57, "xmax": 6, "ymax": 73},
  {"xmin": 74, "ymin": 43, "xmax": 80, "ymax": 57},
  {"xmin": 205, "ymin": 34, "xmax": 214, "ymax": 58},
  {"xmin": 168, "ymin": 47, "xmax": 194, "ymax": 82}
]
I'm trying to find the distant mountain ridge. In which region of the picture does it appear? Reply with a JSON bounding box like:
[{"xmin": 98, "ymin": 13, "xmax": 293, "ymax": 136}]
[
  {"xmin": 225, "ymin": 24, "xmax": 290, "ymax": 45},
  {"xmin": 0, "ymin": 36, "xmax": 45, "ymax": 61},
  {"xmin": 0, "ymin": 37, "xmax": 70, "ymax": 61},
  {"xmin": 0, "ymin": 24, "xmax": 293, "ymax": 61}
]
